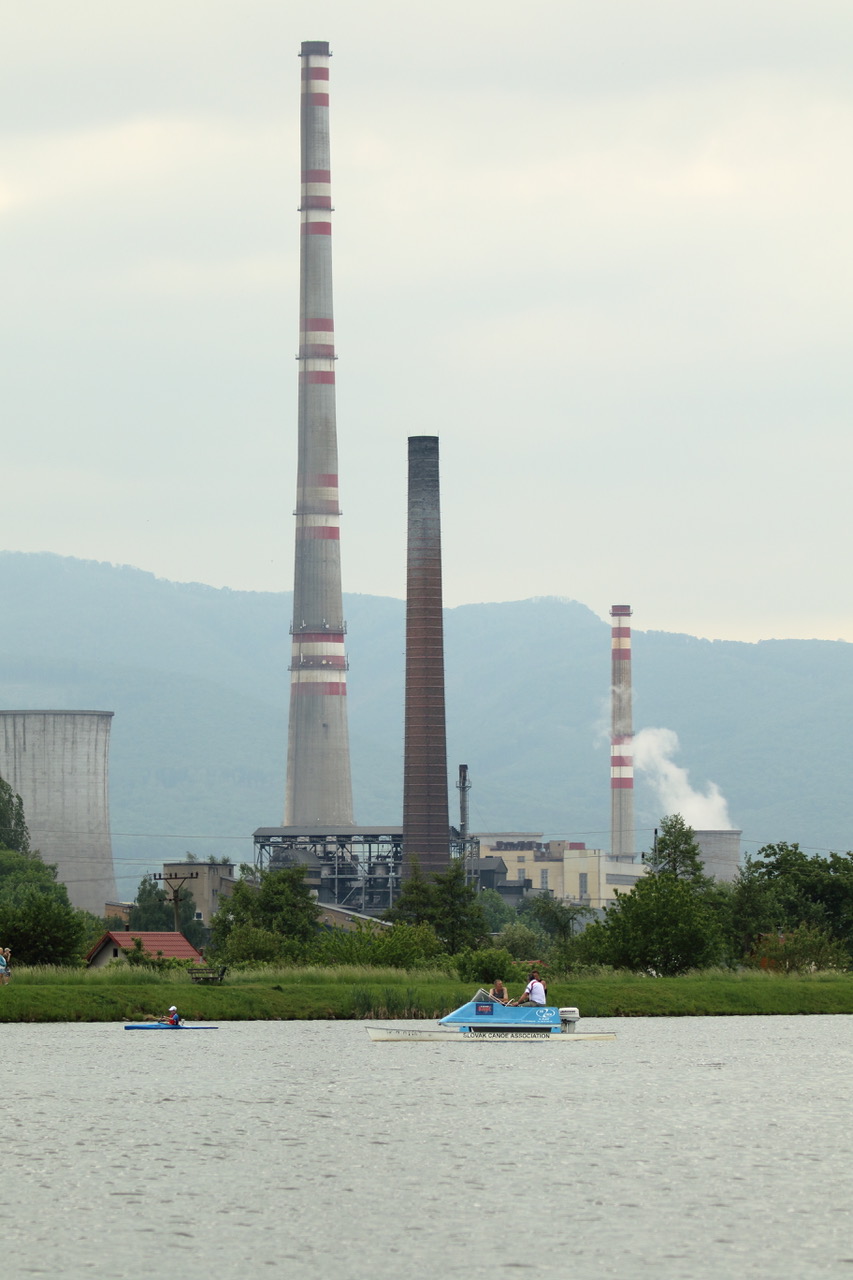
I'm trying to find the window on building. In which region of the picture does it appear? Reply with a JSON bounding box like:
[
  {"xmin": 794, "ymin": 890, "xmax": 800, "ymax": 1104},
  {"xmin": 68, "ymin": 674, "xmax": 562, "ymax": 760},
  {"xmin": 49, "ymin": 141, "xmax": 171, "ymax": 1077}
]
[
  {"xmin": 517, "ymin": 856, "xmax": 526, "ymax": 864},
  {"xmin": 540, "ymin": 870, "xmax": 549, "ymax": 890},
  {"xmin": 606, "ymin": 874, "xmax": 643, "ymax": 886},
  {"xmin": 578, "ymin": 873, "xmax": 588, "ymax": 897}
]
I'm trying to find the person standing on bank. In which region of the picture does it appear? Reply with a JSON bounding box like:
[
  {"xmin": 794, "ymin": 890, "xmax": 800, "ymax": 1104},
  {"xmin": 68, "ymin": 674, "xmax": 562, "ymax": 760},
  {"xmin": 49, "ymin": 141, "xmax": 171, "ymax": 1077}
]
[{"xmin": 513, "ymin": 971, "xmax": 547, "ymax": 1006}]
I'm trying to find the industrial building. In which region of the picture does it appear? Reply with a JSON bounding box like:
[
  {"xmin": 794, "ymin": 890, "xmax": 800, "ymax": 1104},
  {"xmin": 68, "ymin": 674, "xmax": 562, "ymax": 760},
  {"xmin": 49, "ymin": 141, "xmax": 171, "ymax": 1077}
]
[{"xmin": 474, "ymin": 834, "xmax": 648, "ymax": 909}]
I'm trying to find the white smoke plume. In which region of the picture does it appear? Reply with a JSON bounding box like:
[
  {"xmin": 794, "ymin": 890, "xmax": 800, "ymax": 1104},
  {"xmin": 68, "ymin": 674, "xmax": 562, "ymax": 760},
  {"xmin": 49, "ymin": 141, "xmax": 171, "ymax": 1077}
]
[{"xmin": 633, "ymin": 727, "xmax": 733, "ymax": 829}]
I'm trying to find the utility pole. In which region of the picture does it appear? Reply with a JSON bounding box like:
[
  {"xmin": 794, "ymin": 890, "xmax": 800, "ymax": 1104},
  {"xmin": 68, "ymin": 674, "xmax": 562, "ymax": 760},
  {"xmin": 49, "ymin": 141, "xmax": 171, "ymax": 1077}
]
[{"xmin": 153, "ymin": 870, "xmax": 199, "ymax": 933}]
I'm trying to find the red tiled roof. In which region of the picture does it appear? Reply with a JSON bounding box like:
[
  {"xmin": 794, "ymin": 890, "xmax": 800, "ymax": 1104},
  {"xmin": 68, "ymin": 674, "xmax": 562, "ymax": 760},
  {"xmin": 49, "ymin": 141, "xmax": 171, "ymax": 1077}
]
[{"xmin": 85, "ymin": 932, "xmax": 204, "ymax": 964}]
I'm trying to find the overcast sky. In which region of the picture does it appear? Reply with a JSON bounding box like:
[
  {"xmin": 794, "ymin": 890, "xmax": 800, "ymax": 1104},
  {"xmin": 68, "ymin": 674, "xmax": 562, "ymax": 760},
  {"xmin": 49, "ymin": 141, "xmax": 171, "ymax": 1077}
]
[{"xmin": 2, "ymin": 1, "xmax": 851, "ymax": 641}]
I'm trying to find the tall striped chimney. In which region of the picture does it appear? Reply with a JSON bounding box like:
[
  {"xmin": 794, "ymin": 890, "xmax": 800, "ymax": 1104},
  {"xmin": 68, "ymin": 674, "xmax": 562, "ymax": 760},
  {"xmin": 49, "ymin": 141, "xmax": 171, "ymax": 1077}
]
[
  {"xmin": 284, "ymin": 41, "xmax": 354, "ymax": 826},
  {"xmin": 403, "ymin": 437, "xmax": 450, "ymax": 875},
  {"xmin": 610, "ymin": 604, "xmax": 635, "ymax": 858}
]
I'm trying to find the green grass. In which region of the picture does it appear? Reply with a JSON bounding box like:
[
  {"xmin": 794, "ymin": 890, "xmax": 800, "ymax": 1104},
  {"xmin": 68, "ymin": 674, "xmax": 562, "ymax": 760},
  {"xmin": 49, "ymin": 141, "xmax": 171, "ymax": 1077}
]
[{"xmin": 0, "ymin": 965, "xmax": 852, "ymax": 1021}]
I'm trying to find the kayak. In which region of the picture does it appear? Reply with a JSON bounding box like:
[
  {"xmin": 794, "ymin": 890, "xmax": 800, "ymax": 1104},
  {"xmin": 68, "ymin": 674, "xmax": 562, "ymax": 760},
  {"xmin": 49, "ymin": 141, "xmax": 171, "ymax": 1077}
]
[{"xmin": 124, "ymin": 1023, "xmax": 218, "ymax": 1030}]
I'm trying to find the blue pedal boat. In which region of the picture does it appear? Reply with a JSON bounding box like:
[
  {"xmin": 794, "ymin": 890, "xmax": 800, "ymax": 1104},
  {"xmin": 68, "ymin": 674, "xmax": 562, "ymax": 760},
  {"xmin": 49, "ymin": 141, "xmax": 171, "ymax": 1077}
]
[{"xmin": 366, "ymin": 990, "xmax": 615, "ymax": 1042}]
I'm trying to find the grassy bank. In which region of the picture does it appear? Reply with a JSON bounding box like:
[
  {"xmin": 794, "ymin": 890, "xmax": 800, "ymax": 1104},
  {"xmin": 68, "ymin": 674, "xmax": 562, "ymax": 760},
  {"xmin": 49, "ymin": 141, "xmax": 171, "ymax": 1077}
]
[{"xmin": 1, "ymin": 965, "xmax": 853, "ymax": 1021}]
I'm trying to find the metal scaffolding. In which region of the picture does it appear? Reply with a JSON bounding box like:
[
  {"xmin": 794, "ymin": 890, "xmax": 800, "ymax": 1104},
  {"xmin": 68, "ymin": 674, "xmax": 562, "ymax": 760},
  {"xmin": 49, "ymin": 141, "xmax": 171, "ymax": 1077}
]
[{"xmin": 253, "ymin": 824, "xmax": 468, "ymax": 914}]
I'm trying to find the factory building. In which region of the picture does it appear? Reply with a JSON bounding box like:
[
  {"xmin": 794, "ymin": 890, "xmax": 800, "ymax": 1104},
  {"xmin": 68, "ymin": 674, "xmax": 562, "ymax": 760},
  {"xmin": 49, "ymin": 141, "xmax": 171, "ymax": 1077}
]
[{"xmin": 474, "ymin": 834, "xmax": 648, "ymax": 909}]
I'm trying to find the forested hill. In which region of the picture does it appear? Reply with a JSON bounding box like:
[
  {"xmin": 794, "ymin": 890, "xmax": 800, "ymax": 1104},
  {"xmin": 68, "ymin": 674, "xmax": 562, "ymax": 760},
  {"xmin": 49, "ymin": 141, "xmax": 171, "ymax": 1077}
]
[{"xmin": 1, "ymin": 550, "xmax": 852, "ymax": 897}]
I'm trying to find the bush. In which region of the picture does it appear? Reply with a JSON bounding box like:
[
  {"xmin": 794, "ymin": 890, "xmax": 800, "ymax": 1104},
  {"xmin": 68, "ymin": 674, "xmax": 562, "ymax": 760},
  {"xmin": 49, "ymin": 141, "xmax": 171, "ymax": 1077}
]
[
  {"xmin": 496, "ymin": 921, "xmax": 550, "ymax": 960},
  {"xmin": 747, "ymin": 924, "xmax": 850, "ymax": 974},
  {"xmin": 216, "ymin": 924, "xmax": 307, "ymax": 966},
  {"xmin": 312, "ymin": 921, "xmax": 444, "ymax": 969},
  {"xmin": 455, "ymin": 947, "xmax": 516, "ymax": 984}
]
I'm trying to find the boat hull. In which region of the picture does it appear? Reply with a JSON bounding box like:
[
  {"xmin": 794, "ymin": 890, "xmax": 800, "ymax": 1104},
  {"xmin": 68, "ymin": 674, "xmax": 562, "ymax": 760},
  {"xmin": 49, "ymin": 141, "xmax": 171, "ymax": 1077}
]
[
  {"xmin": 123, "ymin": 1024, "xmax": 218, "ymax": 1030},
  {"xmin": 366, "ymin": 1026, "xmax": 616, "ymax": 1043}
]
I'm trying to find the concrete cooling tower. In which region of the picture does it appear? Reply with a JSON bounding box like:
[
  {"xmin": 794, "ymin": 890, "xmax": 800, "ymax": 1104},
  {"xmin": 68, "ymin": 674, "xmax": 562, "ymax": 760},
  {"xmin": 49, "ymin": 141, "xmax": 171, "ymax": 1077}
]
[{"xmin": 0, "ymin": 711, "xmax": 117, "ymax": 914}]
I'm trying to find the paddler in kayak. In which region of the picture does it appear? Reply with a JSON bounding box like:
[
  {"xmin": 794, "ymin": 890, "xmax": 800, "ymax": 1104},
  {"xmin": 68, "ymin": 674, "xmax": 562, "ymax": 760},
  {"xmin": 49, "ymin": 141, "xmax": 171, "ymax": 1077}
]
[{"xmin": 145, "ymin": 1005, "xmax": 181, "ymax": 1025}]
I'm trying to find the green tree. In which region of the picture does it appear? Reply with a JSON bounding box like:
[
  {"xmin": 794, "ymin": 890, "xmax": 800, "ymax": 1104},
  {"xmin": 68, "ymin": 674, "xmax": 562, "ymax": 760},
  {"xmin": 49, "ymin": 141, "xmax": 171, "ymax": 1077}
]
[
  {"xmin": 478, "ymin": 887, "xmax": 514, "ymax": 933},
  {"xmin": 645, "ymin": 814, "xmax": 712, "ymax": 888},
  {"xmin": 575, "ymin": 873, "xmax": 724, "ymax": 976},
  {"xmin": 0, "ymin": 880, "xmax": 88, "ymax": 965},
  {"xmin": 0, "ymin": 847, "xmax": 58, "ymax": 890},
  {"xmin": 495, "ymin": 920, "xmax": 549, "ymax": 960},
  {"xmin": 430, "ymin": 860, "xmax": 487, "ymax": 953},
  {"xmin": 128, "ymin": 873, "xmax": 204, "ymax": 947},
  {"xmin": 523, "ymin": 893, "xmax": 592, "ymax": 941},
  {"xmin": 750, "ymin": 843, "xmax": 853, "ymax": 954},
  {"xmin": 724, "ymin": 856, "xmax": 785, "ymax": 959},
  {"xmin": 208, "ymin": 865, "xmax": 320, "ymax": 958},
  {"xmin": 0, "ymin": 775, "xmax": 31, "ymax": 854},
  {"xmin": 386, "ymin": 859, "xmax": 486, "ymax": 954},
  {"xmin": 385, "ymin": 857, "xmax": 434, "ymax": 927},
  {"xmin": 216, "ymin": 924, "xmax": 293, "ymax": 965}
]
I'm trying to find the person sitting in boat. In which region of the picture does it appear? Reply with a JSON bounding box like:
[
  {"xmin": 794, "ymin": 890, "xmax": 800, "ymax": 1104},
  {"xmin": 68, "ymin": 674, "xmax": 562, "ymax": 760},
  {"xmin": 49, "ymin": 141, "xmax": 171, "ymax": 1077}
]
[
  {"xmin": 512, "ymin": 971, "xmax": 547, "ymax": 1006},
  {"xmin": 489, "ymin": 978, "xmax": 509, "ymax": 1005},
  {"xmin": 165, "ymin": 1006, "xmax": 180, "ymax": 1026}
]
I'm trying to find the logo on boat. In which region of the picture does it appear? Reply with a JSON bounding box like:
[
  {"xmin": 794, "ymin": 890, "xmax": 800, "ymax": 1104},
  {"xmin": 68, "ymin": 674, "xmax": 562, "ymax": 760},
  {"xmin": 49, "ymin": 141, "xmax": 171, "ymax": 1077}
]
[
  {"xmin": 535, "ymin": 1008, "xmax": 554, "ymax": 1021},
  {"xmin": 475, "ymin": 1003, "xmax": 494, "ymax": 1015}
]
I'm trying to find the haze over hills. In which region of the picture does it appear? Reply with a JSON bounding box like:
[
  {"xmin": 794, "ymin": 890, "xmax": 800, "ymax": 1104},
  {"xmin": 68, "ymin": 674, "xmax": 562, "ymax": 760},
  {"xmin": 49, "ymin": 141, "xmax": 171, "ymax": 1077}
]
[{"xmin": 2, "ymin": 551, "xmax": 852, "ymax": 899}]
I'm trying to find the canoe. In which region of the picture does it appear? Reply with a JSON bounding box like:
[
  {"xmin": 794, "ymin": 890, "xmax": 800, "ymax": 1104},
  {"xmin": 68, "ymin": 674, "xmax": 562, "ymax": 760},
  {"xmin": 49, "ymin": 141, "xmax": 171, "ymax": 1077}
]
[{"xmin": 123, "ymin": 1023, "xmax": 218, "ymax": 1031}]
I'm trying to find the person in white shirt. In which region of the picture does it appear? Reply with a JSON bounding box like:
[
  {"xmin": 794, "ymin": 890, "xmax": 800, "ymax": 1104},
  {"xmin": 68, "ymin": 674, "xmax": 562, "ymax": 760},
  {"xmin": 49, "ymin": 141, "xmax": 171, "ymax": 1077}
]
[{"xmin": 513, "ymin": 970, "xmax": 547, "ymax": 1006}]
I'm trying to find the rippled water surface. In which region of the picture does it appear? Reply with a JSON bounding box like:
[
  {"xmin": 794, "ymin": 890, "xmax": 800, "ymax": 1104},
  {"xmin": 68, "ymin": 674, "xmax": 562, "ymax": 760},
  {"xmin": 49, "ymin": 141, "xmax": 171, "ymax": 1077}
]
[{"xmin": 3, "ymin": 1016, "xmax": 853, "ymax": 1278}]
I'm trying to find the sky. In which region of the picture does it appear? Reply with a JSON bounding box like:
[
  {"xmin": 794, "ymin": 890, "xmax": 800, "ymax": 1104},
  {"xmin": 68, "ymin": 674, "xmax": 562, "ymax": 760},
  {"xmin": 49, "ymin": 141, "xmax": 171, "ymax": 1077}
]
[{"xmin": 2, "ymin": 0, "xmax": 852, "ymax": 642}]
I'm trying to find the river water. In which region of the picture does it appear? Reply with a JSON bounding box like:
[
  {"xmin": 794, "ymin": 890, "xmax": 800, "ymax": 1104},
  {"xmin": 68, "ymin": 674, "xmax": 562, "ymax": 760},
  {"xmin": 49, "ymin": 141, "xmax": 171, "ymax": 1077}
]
[{"xmin": 2, "ymin": 1016, "xmax": 852, "ymax": 1279}]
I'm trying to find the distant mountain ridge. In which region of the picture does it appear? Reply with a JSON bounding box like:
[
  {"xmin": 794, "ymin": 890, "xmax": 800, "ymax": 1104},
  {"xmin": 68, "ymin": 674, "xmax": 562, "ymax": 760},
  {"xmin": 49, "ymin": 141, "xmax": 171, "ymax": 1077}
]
[{"xmin": 1, "ymin": 551, "xmax": 852, "ymax": 897}]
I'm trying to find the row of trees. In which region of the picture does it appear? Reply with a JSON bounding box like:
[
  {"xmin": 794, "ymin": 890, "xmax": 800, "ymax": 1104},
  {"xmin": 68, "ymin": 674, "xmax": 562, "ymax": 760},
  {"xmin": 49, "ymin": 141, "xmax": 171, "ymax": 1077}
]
[
  {"xmin": 570, "ymin": 815, "xmax": 853, "ymax": 975},
  {"xmin": 5, "ymin": 754, "xmax": 853, "ymax": 977},
  {"xmin": 208, "ymin": 819, "xmax": 853, "ymax": 977}
]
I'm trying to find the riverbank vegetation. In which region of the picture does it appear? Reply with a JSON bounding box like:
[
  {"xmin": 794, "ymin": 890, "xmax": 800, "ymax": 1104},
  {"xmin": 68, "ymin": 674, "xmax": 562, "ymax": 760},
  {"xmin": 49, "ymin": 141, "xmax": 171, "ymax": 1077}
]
[
  {"xmin": 5, "ymin": 779, "xmax": 853, "ymax": 1021},
  {"xmin": 1, "ymin": 964, "xmax": 852, "ymax": 1022}
]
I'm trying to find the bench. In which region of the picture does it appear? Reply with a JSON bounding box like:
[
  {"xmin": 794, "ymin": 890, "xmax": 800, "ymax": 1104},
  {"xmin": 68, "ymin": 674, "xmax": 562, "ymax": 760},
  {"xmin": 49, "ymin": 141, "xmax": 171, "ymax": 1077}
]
[{"xmin": 189, "ymin": 966, "xmax": 227, "ymax": 984}]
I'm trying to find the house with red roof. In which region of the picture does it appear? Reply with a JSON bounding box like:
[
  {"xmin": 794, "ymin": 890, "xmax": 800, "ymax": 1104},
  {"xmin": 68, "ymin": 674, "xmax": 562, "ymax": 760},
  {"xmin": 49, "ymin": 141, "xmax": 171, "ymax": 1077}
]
[{"xmin": 86, "ymin": 931, "xmax": 204, "ymax": 968}]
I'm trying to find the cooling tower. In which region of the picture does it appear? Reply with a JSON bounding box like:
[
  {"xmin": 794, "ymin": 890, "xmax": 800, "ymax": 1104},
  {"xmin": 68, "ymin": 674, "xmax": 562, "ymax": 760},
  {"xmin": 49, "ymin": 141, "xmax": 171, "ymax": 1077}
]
[
  {"xmin": 403, "ymin": 437, "xmax": 450, "ymax": 875},
  {"xmin": 284, "ymin": 40, "xmax": 354, "ymax": 826},
  {"xmin": 610, "ymin": 605, "xmax": 635, "ymax": 858},
  {"xmin": 0, "ymin": 711, "xmax": 117, "ymax": 915},
  {"xmin": 695, "ymin": 830, "xmax": 742, "ymax": 883}
]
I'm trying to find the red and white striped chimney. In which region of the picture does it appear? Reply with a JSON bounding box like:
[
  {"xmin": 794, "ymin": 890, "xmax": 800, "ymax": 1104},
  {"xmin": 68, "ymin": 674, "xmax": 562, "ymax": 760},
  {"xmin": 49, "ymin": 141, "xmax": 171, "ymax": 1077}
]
[
  {"xmin": 610, "ymin": 605, "xmax": 635, "ymax": 858},
  {"xmin": 284, "ymin": 41, "xmax": 354, "ymax": 826}
]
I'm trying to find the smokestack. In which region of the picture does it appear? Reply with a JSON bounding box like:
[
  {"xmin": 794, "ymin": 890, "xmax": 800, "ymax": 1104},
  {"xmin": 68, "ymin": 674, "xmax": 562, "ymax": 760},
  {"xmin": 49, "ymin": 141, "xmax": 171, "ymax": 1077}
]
[
  {"xmin": 610, "ymin": 605, "xmax": 635, "ymax": 858},
  {"xmin": 457, "ymin": 764, "xmax": 470, "ymax": 842},
  {"xmin": 403, "ymin": 437, "xmax": 450, "ymax": 875},
  {"xmin": 284, "ymin": 40, "xmax": 354, "ymax": 826}
]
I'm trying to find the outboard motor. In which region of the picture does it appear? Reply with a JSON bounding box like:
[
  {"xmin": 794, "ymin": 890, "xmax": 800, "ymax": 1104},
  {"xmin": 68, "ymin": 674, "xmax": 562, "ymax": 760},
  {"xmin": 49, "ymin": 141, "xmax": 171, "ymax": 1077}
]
[{"xmin": 559, "ymin": 1006, "xmax": 580, "ymax": 1033}]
